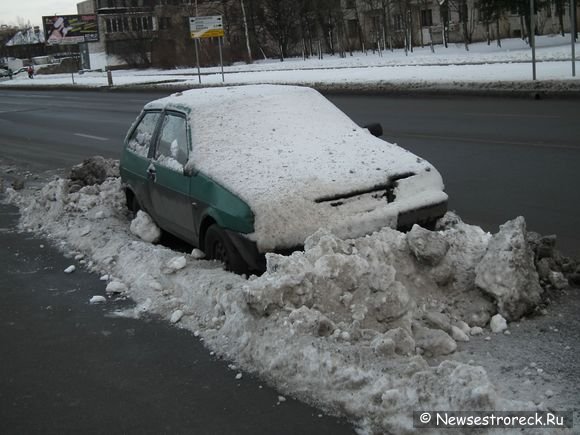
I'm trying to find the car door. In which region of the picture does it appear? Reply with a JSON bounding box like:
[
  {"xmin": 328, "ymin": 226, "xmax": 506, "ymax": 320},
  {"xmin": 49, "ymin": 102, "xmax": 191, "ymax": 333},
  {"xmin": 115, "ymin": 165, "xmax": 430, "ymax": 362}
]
[
  {"xmin": 121, "ymin": 110, "xmax": 161, "ymax": 214},
  {"xmin": 148, "ymin": 111, "xmax": 196, "ymax": 243}
]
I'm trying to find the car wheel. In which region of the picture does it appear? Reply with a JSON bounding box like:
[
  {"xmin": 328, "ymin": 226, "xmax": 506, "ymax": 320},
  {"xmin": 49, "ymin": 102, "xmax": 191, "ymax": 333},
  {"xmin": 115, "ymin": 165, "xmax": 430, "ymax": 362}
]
[
  {"xmin": 421, "ymin": 218, "xmax": 438, "ymax": 231},
  {"xmin": 126, "ymin": 191, "xmax": 140, "ymax": 215},
  {"xmin": 205, "ymin": 224, "xmax": 248, "ymax": 274}
]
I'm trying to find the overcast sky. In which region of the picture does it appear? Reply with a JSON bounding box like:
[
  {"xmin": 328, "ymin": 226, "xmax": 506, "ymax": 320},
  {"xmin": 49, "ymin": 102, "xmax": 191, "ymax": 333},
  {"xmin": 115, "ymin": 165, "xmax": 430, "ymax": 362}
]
[{"xmin": 0, "ymin": 1, "xmax": 79, "ymax": 27}]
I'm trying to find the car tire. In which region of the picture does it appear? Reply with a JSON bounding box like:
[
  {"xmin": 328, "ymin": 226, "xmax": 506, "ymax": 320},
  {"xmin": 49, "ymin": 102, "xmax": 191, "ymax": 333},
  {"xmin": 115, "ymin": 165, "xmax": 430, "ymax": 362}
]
[
  {"xmin": 205, "ymin": 224, "xmax": 248, "ymax": 274},
  {"xmin": 126, "ymin": 191, "xmax": 140, "ymax": 215}
]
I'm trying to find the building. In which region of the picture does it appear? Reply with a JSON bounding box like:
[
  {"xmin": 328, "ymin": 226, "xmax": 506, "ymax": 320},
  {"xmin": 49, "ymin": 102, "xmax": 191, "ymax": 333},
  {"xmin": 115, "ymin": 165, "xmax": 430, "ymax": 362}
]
[
  {"xmin": 76, "ymin": 0, "xmax": 235, "ymax": 69},
  {"xmin": 76, "ymin": 0, "xmax": 579, "ymax": 69},
  {"xmin": 344, "ymin": 0, "xmax": 579, "ymax": 53}
]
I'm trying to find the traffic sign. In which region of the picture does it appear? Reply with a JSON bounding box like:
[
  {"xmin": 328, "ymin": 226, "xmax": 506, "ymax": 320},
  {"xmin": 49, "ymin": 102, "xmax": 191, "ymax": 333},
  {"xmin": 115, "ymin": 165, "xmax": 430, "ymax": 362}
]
[{"xmin": 189, "ymin": 15, "xmax": 224, "ymax": 39}]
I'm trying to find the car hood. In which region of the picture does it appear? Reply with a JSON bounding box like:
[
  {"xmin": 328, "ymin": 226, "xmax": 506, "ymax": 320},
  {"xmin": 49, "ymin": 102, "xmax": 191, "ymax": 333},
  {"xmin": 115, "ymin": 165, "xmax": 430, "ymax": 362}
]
[{"xmin": 156, "ymin": 85, "xmax": 446, "ymax": 250}]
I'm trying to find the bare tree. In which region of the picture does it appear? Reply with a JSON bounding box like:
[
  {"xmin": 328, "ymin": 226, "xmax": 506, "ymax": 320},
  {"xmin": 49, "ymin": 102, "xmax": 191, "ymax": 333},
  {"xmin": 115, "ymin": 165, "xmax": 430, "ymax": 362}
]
[
  {"xmin": 381, "ymin": 0, "xmax": 394, "ymax": 51},
  {"xmin": 255, "ymin": 0, "xmax": 298, "ymax": 59},
  {"xmin": 240, "ymin": 0, "xmax": 253, "ymax": 62},
  {"xmin": 314, "ymin": 0, "xmax": 344, "ymax": 55}
]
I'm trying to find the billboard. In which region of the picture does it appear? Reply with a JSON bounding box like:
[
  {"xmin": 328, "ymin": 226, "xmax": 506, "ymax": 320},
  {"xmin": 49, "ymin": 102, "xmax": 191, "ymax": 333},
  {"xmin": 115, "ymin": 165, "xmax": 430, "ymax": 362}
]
[{"xmin": 43, "ymin": 15, "xmax": 99, "ymax": 45}]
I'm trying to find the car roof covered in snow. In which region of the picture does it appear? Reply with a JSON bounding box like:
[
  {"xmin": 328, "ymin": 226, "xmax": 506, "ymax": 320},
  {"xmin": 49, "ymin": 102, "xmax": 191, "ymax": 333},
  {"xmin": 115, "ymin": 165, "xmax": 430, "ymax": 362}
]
[
  {"xmin": 144, "ymin": 85, "xmax": 443, "ymax": 249},
  {"xmin": 143, "ymin": 86, "xmax": 429, "ymax": 190}
]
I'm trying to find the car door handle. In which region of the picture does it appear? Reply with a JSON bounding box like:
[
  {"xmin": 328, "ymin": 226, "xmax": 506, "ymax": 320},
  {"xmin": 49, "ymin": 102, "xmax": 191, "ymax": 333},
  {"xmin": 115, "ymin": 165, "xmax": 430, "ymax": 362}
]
[{"xmin": 147, "ymin": 164, "xmax": 156, "ymax": 181}]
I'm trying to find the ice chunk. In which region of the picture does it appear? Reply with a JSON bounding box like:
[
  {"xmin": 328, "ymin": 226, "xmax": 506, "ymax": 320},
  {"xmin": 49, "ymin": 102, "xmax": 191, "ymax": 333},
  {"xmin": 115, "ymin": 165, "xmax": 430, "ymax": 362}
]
[
  {"xmin": 64, "ymin": 265, "xmax": 76, "ymax": 273},
  {"xmin": 170, "ymin": 310, "xmax": 184, "ymax": 324},
  {"xmin": 548, "ymin": 271, "xmax": 568, "ymax": 289},
  {"xmin": 475, "ymin": 217, "xmax": 543, "ymax": 321},
  {"xmin": 424, "ymin": 311, "xmax": 452, "ymax": 333},
  {"xmin": 470, "ymin": 326, "xmax": 484, "ymax": 336},
  {"xmin": 89, "ymin": 295, "xmax": 106, "ymax": 304},
  {"xmin": 413, "ymin": 325, "xmax": 457, "ymax": 356},
  {"xmin": 451, "ymin": 325, "xmax": 470, "ymax": 342},
  {"xmin": 288, "ymin": 306, "xmax": 335, "ymax": 337},
  {"xmin": 489, "ymin": 314, "xmax": 508, "ymax": 333},
  {"xmin": 130, "ymin": 210, "xmax": 161, "ymax": 243},
  {"xmin": 164, "ymin": 255, "xmax": 187, "ymax": 274},
  {"xmin": 106, "ymin": 280, "xmax": 128, "ymax": 294},
  {"xmin": 407, "ymin": 224, "xmax": 449, "ymax": 266}
]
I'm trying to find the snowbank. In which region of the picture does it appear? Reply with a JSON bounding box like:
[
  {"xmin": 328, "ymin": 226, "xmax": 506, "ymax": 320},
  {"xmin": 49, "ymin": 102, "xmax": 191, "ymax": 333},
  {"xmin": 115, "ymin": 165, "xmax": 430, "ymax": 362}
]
[
  {"xmin": 1, "ymin": 36, "xmax": 578, "ymax": 94},
  {"xmin": 6, "ymin": 158, "xmax": 577, "ymax": 433}
]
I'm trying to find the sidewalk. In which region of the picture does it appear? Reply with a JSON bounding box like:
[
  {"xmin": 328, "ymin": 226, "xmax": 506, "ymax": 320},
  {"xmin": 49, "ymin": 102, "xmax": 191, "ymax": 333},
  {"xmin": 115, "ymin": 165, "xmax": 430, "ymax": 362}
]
[{"xmin": 1, "ymin": 36, "xmax": 578, "ymax": 96}]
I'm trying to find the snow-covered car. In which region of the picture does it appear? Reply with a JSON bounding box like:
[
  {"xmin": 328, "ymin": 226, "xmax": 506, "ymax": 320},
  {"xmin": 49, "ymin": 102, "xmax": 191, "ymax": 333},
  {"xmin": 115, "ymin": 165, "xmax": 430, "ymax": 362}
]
[{"xmin": 120, "ymin": 85, "xmax": 447, "ymax": 273}]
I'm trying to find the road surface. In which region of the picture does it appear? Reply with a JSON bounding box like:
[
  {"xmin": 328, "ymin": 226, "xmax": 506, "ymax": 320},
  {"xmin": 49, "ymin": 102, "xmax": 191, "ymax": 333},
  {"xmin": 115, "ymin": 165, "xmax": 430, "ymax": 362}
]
[
  {"xmin": 0, "ymin": 88, "xmax": 579, "ymax": 433},
  {"xmin": 0, "ymin": 202, "xmax": 354, "ymax": 434},
  {"xmin": 1, "ymin": 88, "xmax": 578, "ymax": 256}
]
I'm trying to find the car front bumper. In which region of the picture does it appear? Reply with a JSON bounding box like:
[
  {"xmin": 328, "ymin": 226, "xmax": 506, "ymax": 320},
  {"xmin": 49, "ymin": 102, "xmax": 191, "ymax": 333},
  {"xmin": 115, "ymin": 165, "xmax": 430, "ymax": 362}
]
[
  {"xmin": 397, "ymin": 200, "xmax": 448, "ymax": 231},
  {"xmin": 226, "ymin": 199, "xmax": 448, "ymax": 274}
]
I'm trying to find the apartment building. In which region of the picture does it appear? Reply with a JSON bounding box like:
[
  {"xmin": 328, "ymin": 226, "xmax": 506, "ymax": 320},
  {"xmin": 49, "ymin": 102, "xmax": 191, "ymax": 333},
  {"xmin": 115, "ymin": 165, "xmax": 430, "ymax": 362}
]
[{"xmin": 76, "ymin": 0, "xmax": 578, "ymax": 69}]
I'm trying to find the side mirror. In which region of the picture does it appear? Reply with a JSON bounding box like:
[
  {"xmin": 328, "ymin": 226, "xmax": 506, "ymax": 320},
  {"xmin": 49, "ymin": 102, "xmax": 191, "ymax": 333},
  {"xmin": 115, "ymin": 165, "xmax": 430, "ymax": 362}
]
[{"xmin": 364, "ymin": 123, "xmax": 383, "ymax": 137}]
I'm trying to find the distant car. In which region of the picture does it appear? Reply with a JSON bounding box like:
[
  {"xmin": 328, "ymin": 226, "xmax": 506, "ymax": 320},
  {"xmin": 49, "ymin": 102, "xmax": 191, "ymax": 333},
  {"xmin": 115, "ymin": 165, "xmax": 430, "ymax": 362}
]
[
  {"xmin": 120, "ymin": 85, "xmax": 447, "ymax": 273},
  {"xmin": 0, "ymin": 67, "xmax": 11, "ymax": 78},
  {"xmin": 1, "ymin": 67, "xmax": 27, "ymax": 77}
]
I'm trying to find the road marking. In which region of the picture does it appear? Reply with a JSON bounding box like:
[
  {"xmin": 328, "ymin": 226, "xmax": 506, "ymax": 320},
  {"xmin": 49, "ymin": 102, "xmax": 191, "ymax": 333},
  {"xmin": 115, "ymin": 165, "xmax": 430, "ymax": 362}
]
[
  {"xmin": 5, "ymin": 94, "xmax": 52, "ymax": 99},
  {"xmin": 74, "ymin": 133, "xmax": 109, "ymax": 141},
  {"xmin": 463, "ymin": 112, "xmax": 561, "ymax": 119},
  {"xmin": 386, "ymin": 131, "xmax": 579, "ymax": 151},
  {"xmin": 0, "ymin": 108, "xmax": 42, "ymax": 114}
]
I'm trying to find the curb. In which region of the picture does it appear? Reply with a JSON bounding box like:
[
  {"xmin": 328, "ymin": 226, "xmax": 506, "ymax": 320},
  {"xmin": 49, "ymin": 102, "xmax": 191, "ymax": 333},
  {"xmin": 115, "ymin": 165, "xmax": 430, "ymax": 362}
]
[{"xmin": 1, "ymin": 80, "xmax": 580, "ymax": 99}]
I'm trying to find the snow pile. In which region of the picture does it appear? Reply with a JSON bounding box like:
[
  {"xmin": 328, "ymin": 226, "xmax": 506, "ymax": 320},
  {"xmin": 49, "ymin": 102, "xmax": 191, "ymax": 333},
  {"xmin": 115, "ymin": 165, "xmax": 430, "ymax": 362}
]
[
  {"xmin": 8, "ymin": 162, "xmax": 574, "ymax": 433},
  {"xmin": 243, "ymin": 217, "xmax": 505, "ymax": 359},
  {"xmin": 1, "ymin": 35, "xmax": 579, "ymax": 93},
  {"xmin": 69, "ymin": 156, "xmax": 119, "ymax": 191},
  {"xmin": 529, "ymin": 232, "xmax": 580, "ymax": 288}
]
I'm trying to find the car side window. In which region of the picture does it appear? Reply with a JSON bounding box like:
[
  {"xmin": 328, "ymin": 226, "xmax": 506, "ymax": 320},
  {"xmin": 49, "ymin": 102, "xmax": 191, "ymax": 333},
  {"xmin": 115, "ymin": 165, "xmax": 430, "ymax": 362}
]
[
  {"xmin": 155, "ymin": 114, "xmax": 189, "ymax": 171},
  {"xmin": 127, "ymin": 111, "xmax": 160, "ymax": 157}
]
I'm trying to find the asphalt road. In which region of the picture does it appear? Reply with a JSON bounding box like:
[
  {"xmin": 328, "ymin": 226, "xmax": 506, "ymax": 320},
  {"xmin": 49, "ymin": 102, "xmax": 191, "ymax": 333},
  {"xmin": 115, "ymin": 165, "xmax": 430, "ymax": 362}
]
[
  {"xmin": 1, "ymin": 88, "xmax": 578, "ymax": 256},
  {"xmin": 0, "ymin": 203, "xmax": 354, "ymax": 434},
  {"xmin": 329, "ymin": 94, "xmax": 580, "ymax": 258},
  {"xmin": 0, "ymin": 88, "xmax": 579, "ymax": 433}
]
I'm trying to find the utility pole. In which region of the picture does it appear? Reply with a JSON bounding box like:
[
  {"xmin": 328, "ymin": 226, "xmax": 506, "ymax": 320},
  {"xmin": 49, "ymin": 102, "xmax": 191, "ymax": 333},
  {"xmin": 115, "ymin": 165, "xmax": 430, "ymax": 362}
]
[
  {"xmin": 530, "ymin": 0, "xmax": 536, "ymax": 80},
  {"xmin": 194, "ymin": 1, "xmax": 201, "ymax": 84},
  {"xmin": 572, "ymin": 0, "xmax": 577, "ymax": 77}
]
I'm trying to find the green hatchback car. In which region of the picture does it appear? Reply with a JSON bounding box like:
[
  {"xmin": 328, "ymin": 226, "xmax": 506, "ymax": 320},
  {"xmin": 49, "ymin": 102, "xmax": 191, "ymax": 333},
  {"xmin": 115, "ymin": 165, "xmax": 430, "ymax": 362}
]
[{"xmin": 120, "ymin": 85, "xmax": 447, "ymax": 274}]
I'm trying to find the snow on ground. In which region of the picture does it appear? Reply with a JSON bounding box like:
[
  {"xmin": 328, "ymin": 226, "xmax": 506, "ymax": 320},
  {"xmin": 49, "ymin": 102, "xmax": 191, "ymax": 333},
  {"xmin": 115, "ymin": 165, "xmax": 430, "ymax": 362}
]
[
  {"xmin": 4, "ymin": 158, "xmax": 578, "ymax": 434},
  {"xmin": 1, "ymin": 35, "xmax": 578, "ymax": 91}
]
